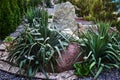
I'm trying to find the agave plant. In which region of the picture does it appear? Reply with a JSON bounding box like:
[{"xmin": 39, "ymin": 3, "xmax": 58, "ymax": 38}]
[
  {"xmin": 7, "ymin": 7, "xmax": 69, "ymax": 78},
  {"xmin": 78, "ymin": 22, "xmax": 120, "ymax": 79}
]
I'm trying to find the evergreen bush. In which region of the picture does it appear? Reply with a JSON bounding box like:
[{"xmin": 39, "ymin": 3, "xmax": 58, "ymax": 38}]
[
  {"xmin": 69, "ymin": 0, "xmax": 93, "ymax": 17},
  {"xmin": 70, "ymin": 0, "xmax": 119, "ymax": 25},
  {"xmin": 17, "ymin": 0, "xmax": 26, "ymax": 17},
  {"xmin": 0, "ymin": 0, "xmax": 52, "ymax": 39},
  {"xmin": 0, "ymin": 0, "xmax": 21, "ymax": 39},
  {"xmin": 10, "ymin": 0, "xmax": 20, "ymax": 26},
  {"xmin": 90, "ymin": 0, "xmax": 118, "ymax": 22}
]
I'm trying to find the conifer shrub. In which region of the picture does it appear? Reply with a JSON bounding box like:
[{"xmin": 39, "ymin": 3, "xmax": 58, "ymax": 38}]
[
  {"xmin": 69, "ymin": 0, "xmax": 93, "ymax": 17},
  {"xmin": 0, "ymin": 0, "xmax": 21, "ymax": 39},
  {"xmin": 10, "ymin": 0, "xmax": 20, "ymax": 26},
  {"xmin": 17, "ymin": 0, "xmax": 26, "ymax": 17},
  {"xmin": 90, "ymin": 0, "xmax": 118, "ymax": 22},
  {"xmin": 0, "ymin": 0, "xmax": 52, "ymax": 40},
  {"xmin": 70, "ymin": 0, "xmax": 119, "ymax": 26},
  {"xmin": 0, "ymin": 0, "xmax": 19, "ymax": 39}
]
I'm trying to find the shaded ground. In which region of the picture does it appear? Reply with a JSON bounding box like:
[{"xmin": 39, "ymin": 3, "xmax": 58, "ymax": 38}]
[
  {"xmin": 0, "ymin": 69, "xmax": 26, "ymax": 80},
  {"xmin": 0, "ymin": 68, "xmax": 120, "ymax": 80},
  {"xmin": 0, "ymin": 69, "xmax": 46, "ymax": 80}
]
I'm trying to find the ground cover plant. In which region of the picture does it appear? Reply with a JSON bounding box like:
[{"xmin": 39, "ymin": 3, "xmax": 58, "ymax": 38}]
[
  {"xmin": 7, "ymin": 7, "xmax": 69, "ymax": 79},
  {"xmin": 74, "ymin": 22, "xmax": 120, "ymax": 79}
]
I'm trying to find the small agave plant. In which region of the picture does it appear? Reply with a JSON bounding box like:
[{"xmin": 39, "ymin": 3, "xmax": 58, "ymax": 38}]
[{"xmin": 7, "ymin": 7, "xmax": 69, "ymax": 78}]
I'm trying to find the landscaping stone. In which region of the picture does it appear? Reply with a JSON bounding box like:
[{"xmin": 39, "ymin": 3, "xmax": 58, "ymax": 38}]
[
  {"xmin": 10, "ymin": 25, "xmax": 24, "ymax": 37},
  {"xmin": 0, "ymin": 44, "xmax": 5, "ymax": 51},
  {"xmin": 56, "ymin": 42, "xmax": 83, "ymax": 72},
  {"xmin": 48, "ymin": 8, "xmax": 55, "ymax": 16},
  {"xmin": 53, "ymin": 2, "xmax": 78, "ymax": 35}
]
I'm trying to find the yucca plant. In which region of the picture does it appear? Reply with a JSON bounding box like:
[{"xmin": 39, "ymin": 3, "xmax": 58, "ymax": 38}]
[
  {"xmin": 7, "ymin": 7, "xmax": 69, "ymax": 78},
  {"xmin": 25, "ymin": 7, "xmax": 45, "ymax": 26},
  {"xmin": 78, "ymin": 22, "xmax": 120, "ymax": 79}
]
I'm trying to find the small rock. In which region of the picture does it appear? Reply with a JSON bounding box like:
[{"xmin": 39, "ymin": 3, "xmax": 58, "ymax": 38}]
[{"xmin": 0, "ymin": 44, "xmax": 6, "ymax": 51}]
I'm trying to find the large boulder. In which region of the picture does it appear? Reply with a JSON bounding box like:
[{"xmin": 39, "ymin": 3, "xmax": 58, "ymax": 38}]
[
  {"xmin": 53, "ymin": 2, "xmax": 78, "ymax": 35},
  {"xmin": 56, "ymin": 42, "xmax": 83, "ymax": 72}
]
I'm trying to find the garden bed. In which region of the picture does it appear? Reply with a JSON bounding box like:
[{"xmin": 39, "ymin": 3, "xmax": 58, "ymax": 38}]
[
  {"xmin": 0, "ymin": 20, "xmax": 120, "ymax": 80},
  {"xmin": 0, "ymin": 25, "xmax": 120, "ymax": 80}
]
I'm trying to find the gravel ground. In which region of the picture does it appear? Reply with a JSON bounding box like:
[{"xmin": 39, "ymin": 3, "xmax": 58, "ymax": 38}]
[
  {"xmin": 0, "ymin": 68, "xmax": 120, "ymax": 80},
  {"xmin": 0, "ymin": 69, "xmax": 49, "ymax": 80},
  {"xmin": 0, "ymin": 69, "xmax": 26, "ymax": 80}
]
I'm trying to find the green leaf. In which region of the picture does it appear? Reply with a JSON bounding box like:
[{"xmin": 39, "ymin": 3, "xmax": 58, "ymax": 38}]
[
  {"xmin": 54, "ymin": 46, "xmax": 63, "ymax": 62},
  {"xmin": 90, "ymin": 62, "xmax": 95, "ymax": 70},
  {"xmin": 28, "ymin": 67, "xmax": 33, "ymax": 77},
  {"xmin": 94, "ymin": 64, "xmax": 104, "ymax": 79},
  {"xmin": 19, "ymin": 59, "xmax": 26, "ymax": 69}
]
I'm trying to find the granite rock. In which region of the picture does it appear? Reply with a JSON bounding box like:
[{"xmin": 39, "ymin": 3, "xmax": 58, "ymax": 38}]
[{"xmin": 53, "ymin": 2, "xmax": 78, "ymax": 35}]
